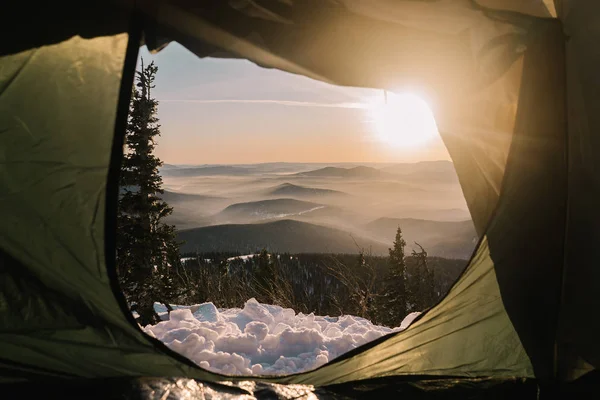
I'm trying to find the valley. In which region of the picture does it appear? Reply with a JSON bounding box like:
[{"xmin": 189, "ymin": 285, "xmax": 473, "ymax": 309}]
[{"xmin": 162, "ymin": 161, "xmax": 477, "ymax": 259}]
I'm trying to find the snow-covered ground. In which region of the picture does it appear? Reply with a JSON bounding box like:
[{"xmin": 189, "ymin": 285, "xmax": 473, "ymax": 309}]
[{"xmin": 144, "ymin": 299, "xmax": 420, "ymax": 375}]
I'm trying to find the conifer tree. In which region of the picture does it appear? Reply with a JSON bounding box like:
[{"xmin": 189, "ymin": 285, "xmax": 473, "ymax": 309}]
[
  {"xmin": 116, "ymin": 59, "xmax": 181, "ymax": 326},
  {"xmin": 408, "ymin": 247, "xmax": 423, "ymax": 312},
  {"xmin": 254, "ymin": 249, "xmax": 278, "ymax": 303},
  {"xmin": 384, "ymin": 226, "xmax": 408, "ymax": 326},
  {"xmin": 408, "ymin": 243, "xmax": 435, "ymax": 311},
  {"xmin": 354, "ymin": 250, "xmax": 376, "ymax": 320},
  {"xmin": 420, "ymin": 243, "xmax": 436, "ymax": 308}
]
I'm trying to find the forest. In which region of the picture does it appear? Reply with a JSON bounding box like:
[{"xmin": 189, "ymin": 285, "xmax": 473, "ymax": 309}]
[{"xmin": 139, "ymin": 238, "xmax": 466, "ymax": 328}]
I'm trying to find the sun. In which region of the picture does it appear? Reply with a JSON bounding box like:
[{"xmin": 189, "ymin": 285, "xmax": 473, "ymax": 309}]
[{"xmin": 368, "ymin": 92, "xmax": 439, "ymax": 149}]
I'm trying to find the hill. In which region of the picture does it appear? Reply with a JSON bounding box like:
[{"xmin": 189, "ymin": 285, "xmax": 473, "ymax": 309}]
[
  {"xmin": 161, "ymin": 163, "xmax": 182, "ymax": 170},
  {"xmin": 218, "ymin": 198, "xmax": 326, "ymax": 222},
  {"xmin": 267, "ymin": 183, "xmax": 347, "ymax": 198},
  {"xmin": 160, "ymin": 190, "xmax": 224, "ymax": 202},
  {"xmin": 294, "ymin": 166, "xmax": 391, "ymax": 179},
  {"xmin": 365, "ymin": 217, "xmax": 477, "ymax": 259},
  {"xmin": 160, "ymin": 190, "xmax": 227, "ymax": 230},
  {"xmin": 177, "ymin": 219, "xmax": 389, "ymax": 255},
  {"xmin": 161, "ymin": 165, "xmax": 252, "ymax": 177}
]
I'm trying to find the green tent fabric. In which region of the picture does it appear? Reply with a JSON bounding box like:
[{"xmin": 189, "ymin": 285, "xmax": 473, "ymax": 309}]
[
  {"xmin": 0, "ymin": 33, "xmax": 216, "ymax": 383},
  {"xmin": 0, "ymin": 0, "xmax": 598, "ymax": 392}
]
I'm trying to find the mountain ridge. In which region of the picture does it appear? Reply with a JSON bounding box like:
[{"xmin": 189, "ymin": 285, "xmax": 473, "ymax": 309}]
[
  {"xmin": 267, "ymin": 183, "xmax": 347, "ymax": 197},
  {"xmin": 365, "ymin": 217, "xmax": 477, "ymax": 259},
  {"xmin": 177, "ymin": 219, "xmax": 389, "ymax": 255},
  {"xmin": 294, "ymin": 166, "xmax": 392, "ymax": 179}
]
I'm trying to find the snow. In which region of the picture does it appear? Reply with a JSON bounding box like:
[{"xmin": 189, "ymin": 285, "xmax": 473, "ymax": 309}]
[
  {"xmin": 180, "ymin": 257, "xmax": 212, "ymax": 263},
  {"xmin": 145, "ymin": 298, "xmax": 420, "ymax": 376},
  {"xmin": 226, "ymin": 254, "xmax": 257, "ymax": 262}
]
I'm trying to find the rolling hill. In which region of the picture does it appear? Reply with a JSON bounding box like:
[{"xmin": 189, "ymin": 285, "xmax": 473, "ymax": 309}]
[
  {"xmin": 266, "ymin": 183, "xmax": 347, "ymax": 198},
  {"xmin": 365, "ymin": 217, "xmax": 477, "ymax": 259},
  {"xmin": 177, "ymin": 219, "xmax": 389, "ymax": 255},
  {"xmin": 160, "ymin": 190, "xmax": 228, "ymax": 229},
  {"xmin": 161, "ymin": 165, "xmax": 253, "ymax": 177},
  {"xmin": 218, "ymin": 198, "xmax": 326, "ymax": 221},
  {"xmin": 294, "ymin": 166, "xmax": 392, "ymax": 179},
  {"xmin": 160, "ymin": 190, "xmax": 225, "ymax": 203}
]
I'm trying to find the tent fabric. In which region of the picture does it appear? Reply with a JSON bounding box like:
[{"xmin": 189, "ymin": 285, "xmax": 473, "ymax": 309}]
[
  {"xmin": 0, "ymin": 0, "xmax": 597, "ymax": 389},
  {"xmin": 485, "ymin": 19, "xmax": 567, "ymax": 380},
  {"xmin": 0, "ymin": 33, "xmax": 216, "ymax": 383},
  {"xmin": 277, "ymin": 237, "xmax": 533, "ymax": 386},
  {"xmin": 133, "ymin": 0, "xmax": 571, "ymax": 380},
  {"xmin": 0, "ymin": 376, "xmax": 541, "ymax": 399},
  {"xmin": 558, "ymin": 0, "xmax": 600, "ymax": 380},
  {"xmin": 476, "ymin": 0, "xmax": 557, "ymax": 18}
]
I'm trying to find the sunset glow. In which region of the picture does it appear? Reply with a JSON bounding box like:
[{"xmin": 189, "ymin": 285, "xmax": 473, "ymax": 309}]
[
  {"xmin": 369, "ymin": 92, "xmax": 439, "ymax": 149},
  {"xmin": 138, "ymin": 44, "xmax": 449, "ymax": 164}
]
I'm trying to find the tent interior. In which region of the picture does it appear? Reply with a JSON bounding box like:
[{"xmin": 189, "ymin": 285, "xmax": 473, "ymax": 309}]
[{"xmin": 1, "ymin": 0, "xmax": 599, "ymax": 398}]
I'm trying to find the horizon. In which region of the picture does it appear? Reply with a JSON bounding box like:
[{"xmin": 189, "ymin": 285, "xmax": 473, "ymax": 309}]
[
  {"xmin": 139, "ymin": 44, "xmax": 451, "ymax": 165},
  {"xmin": 163, "ymin": 159, "xmax": 453, "ymax": 167}
]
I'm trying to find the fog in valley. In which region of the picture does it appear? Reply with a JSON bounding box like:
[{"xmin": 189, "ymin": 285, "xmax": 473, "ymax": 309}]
[{"xmin": 161, "ymin": 161, "xmax": 477, "ymax": 260}]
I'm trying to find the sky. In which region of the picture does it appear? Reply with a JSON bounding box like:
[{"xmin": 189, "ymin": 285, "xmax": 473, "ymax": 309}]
[{"xmin": 138, "ymin": 43, "xmax": 450, "ymax": 165}]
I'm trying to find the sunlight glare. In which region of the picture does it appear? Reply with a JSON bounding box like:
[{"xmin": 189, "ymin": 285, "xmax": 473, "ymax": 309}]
[{"xmin": 369, "ymin": 92, "xmax": 439, "ymax": 149}]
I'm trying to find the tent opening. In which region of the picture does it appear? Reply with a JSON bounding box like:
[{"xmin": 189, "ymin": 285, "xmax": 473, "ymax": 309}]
[{"xmin": 115, "ymin": 42, "xmax": 479, "ymax": 376}]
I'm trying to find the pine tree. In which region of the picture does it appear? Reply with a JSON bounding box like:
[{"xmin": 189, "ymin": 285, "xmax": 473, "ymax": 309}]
[
  {"xmin": 426, "ymin": 256, "xmax": 436, "ymax": 306},
  {"xmin": 420, "ymin": 243, "xmax": 436, "ymax": 308},
  {"xmin": 116, "ymin": 59, "xmax": 182, "ymax": 326},
  {"xmin": 354, "ymin": 251, "xmax": 375, "ymax": 320},
  {"xmin": 409, "ymin": 243, "xmax": 435, "ymax": 311},
  {"xmin": 407, "ymin": 247, "xmax": 423, "ymax": 312},
  {"xmin": 384, "ymin": 226, "xmax": 408, "ymax": 326},
  {"xmin": 253, "ymin": 249, "xmax": 273, "ymax": 302}
]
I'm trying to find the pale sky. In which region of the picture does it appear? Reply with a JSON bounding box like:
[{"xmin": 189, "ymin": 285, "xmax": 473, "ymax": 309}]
[{"xmin": 138, "ymin": 43, "xmax": 450, "ymax": 165}]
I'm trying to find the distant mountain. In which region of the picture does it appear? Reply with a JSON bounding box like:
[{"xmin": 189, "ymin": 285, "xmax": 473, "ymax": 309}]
[
  {"xmin": 161, "ymin": 165, "xmax": 252, "ymax": 177},
  {"xmin": 160, "ymin": 190, "xmax": 228, "ymax": 230},
  {"xmin": 165, "ymin": 214, "xmax": 215, "ymax": 230},
  {"xmin": 365, "ymin": 217, "xmax": 477, "ymax": 259},
  {"xmin": 218, "ymin": 198, "xmax": 326, "ymax": 221},
  {"xmin": 267, "ymin": 183, "xmax": 347, "ymax": 198},
  {"xmin": 161, "ymin": 164, "xmax": 182, "ymax": 170},
  {"xmin": 294, "ymin": 166, "xmax": 392, "ymax": 179},
  {"xmin": 177, "ymin": 219, "xmax": 389, "ymax": 255},
  {"xmin": 160, "ymin": 190, "xmax": 224, "ymax": 202},
  {"xmin": 238, "ymin": 163, "xmax": 328, "ymax": 174},
  {"xmin": 353, "ymin": 181, "xmax": 426, "ymax": 194},
  {"xmin": 159, "ymin": 162, "xmax": 459, "ymax": 181}
]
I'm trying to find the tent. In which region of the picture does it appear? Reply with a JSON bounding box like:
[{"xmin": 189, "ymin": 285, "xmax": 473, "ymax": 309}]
[{"xmin": 1, "ymin": 0, "xmax": 598, "ymax": 397}]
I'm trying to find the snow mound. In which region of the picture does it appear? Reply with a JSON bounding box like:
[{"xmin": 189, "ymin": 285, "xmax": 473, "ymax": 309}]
[{"xmin": 144, "ymin": 298, "xmax": 420, "ymax": 375}]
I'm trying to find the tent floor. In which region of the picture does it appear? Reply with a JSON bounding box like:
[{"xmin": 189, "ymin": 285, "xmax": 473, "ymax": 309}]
[{"xmin": 1, "ymin": 373, "xmax": 598, "ymax": 399}]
